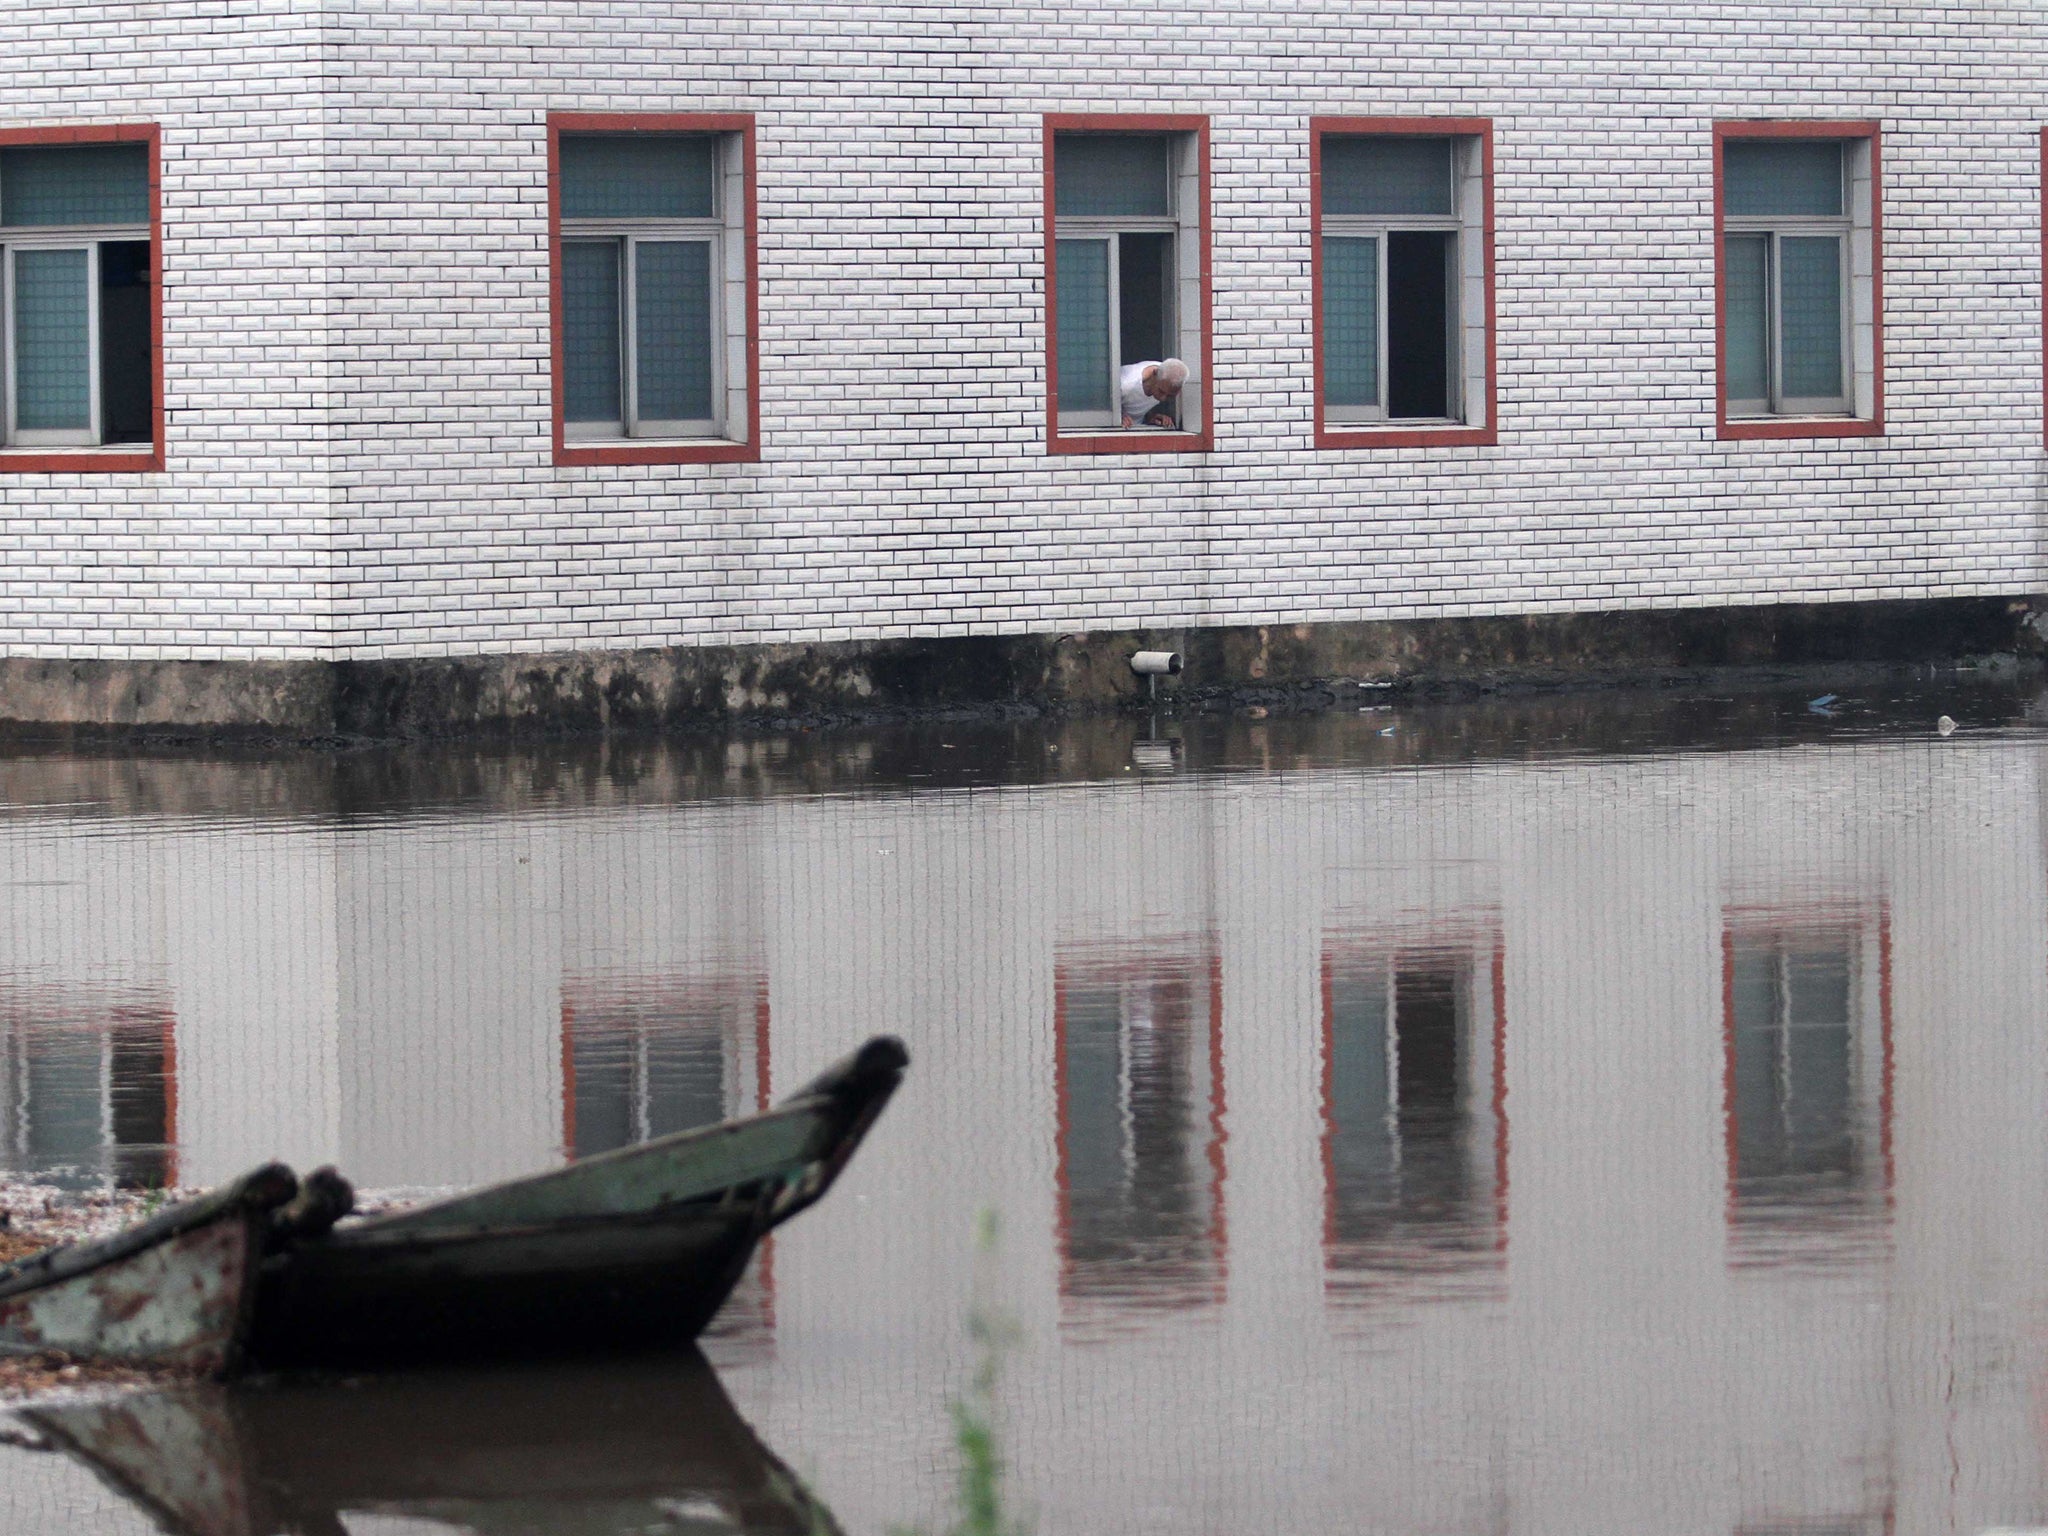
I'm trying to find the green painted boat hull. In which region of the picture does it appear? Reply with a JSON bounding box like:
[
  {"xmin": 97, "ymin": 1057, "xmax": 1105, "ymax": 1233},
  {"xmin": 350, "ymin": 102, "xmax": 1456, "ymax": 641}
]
[{"xmin": 248, "ymin": 1034, "xmax": 907, "ymax": 1368}]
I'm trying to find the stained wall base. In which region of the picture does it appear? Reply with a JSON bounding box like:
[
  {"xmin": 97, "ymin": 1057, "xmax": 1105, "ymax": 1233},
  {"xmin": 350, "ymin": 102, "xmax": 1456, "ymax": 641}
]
[{"xmin": 0, "ymin": 596, "xmax": 2038, "ymax": 739}]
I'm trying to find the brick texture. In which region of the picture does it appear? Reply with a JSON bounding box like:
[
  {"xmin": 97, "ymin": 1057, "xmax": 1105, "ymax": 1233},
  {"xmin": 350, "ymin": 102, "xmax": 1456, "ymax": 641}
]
[{"xmin": 0, "ymin": 0, "xmax": 2043, "ymax": 660}]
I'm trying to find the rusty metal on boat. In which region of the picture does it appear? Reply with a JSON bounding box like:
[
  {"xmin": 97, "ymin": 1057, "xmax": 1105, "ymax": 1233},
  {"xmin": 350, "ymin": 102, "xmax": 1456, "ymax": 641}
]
[{"xmin": 0, "ymin": 1163, "xmax": 296, "ymax": 1375}]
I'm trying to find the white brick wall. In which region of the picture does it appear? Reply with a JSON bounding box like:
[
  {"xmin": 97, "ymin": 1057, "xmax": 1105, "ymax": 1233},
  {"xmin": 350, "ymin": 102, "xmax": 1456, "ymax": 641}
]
[{"xmin": 0, "ymin": 0, "xmax": 2044, "ymax": 661}]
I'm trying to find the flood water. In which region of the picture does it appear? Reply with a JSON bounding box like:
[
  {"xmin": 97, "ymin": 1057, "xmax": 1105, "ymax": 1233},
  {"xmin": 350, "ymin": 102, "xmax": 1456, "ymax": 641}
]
[{"xmin": 4, "ymin": 679, "xmax": 2048, "ymax": 1534}]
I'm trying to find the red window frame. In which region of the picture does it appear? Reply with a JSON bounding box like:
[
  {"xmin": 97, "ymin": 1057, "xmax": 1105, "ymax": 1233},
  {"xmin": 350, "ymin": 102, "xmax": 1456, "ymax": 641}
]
[
  {"xmin": 1043, "ymin": 113, "xmax": 1213, "ymax": 455},
  {"xmin": 1311, "ymin": 117, "xmax": 1497, "ymax": 450},
  {"xmin": 0, "ymin": 123, "xmax": 163, "ymax": 473},
  {"xmin": 1713, "ymin": 120, "xmax": 1883, "ymax": 441},
  {"xmin": 547, "ymin": 111, "xmax": 760, "ymax": 467}
]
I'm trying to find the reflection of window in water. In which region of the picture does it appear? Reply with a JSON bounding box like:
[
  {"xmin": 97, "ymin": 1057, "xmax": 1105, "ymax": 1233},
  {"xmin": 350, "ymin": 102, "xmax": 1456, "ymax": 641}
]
[
  {"xmin": 561, "ymin": 973, "xmax": 775, "ymax": 1357},
  {"xmin": 1057, "ymin": 955, "xmax": 1223, "ymax": 1312},
  {"xmin": 0, "ymin": 1001, "xmax": 172, "ymax": 1191},
  {"xmin": 1727, "ymin": 925, "xmax": 1885, "ymax": 1235},
  {"xmin": 1322, "ymin": 946, "xmax": 1504, "ymax": 1292},
  {"xmin": 562, "ymin": 975, "xmax": 767, "ymax": 1159}
]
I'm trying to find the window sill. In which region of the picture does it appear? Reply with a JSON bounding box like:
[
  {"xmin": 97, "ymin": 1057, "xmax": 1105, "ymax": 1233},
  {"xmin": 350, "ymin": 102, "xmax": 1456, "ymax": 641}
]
[
  {"xmin": 1049, "ymin": 428, "xmax": 1211, "ymax": 456},
  {"xmin": 1317, "ymin": 421, "xmax": 1496, "ymax": 450},
  {"xmin": 555, "ymin": 437, "xmax": 756, "ymax": 467},
  {"xmin": 0, "ymin": 445, "xmax": 161, "ymax": 473},
  {"xmin": 1718, "ymin": 415, "xmax": 1882, "ymax": 441}
]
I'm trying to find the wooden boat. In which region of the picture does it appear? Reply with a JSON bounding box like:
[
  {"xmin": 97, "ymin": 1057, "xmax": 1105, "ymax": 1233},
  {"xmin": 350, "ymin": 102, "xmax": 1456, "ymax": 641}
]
[
  {"xmin": 248, "ymin": 1033, "xmax": 908, "ymax": 1367},
  {"xmin": 17, "ymin": 1350, "xmax": 844, "ymax": 1536},
  {"xmin": 0, "ymin": 1162, "xmax": 298, "ymax": 1375},
  {"xmin": 0, "ymin": 1034, "xmax": 906, "ymax": 1373}
]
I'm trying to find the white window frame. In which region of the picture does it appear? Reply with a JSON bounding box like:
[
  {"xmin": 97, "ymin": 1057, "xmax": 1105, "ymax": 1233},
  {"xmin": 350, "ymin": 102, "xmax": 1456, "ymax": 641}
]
[
  {"xmin": 0, "ymin": 226, "xmax": 144, "ymax": 449},
  {"xmin": 1052, "ymin": 133, "xmax": 1204, "ymax": 437},
  {"xmin": 1321, "ymin": 136, "xmax": 1486, "ymax": 429},
  {"xmin": 560, "ymin": 133, "xmax": 748, "ymax": 445},
  {"xmin": 1722, "ymin": 136, "xmax": 1875, "ymax": 422}
]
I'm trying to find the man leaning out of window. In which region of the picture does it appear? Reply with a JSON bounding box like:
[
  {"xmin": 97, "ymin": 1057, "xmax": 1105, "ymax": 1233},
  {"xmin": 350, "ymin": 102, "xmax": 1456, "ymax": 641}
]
[{"xmin": 1120, "ymin": 358, "xmax": 1191, "ymax": 429}]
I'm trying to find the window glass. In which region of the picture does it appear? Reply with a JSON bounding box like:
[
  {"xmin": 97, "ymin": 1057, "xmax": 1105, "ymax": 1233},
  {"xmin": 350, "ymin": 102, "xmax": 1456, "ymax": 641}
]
[
  {"xmin": 1731, "ymin": 940, "xmax": 1856, "ymax": 1187},
  {"xmin": 1778, "ymin": 235, "xmax": 1844, "ymax": 398},
  {"xmin": 0, "ymin": 144, "xmax": 147, "ymax": 227},
  {"xmin": 97, "ymin": 240, "xmax": 151, "ymax": 443},
  {"xmin": 1724, "ymin": 140, "xmax": 1843, "ymax": 218},
  {"xmin": 14, "ymin": 247, "xmax": 91, "ymax": 430},
  {"xmin": 1323, "ymin": 236, "xmax": 1379, "ymax": 408},
  {"xmin": 1054, "ymin": 237, "xmax": 1111, "ymax": 413},
  {"xmin": 1323, "ymin": 137, "xmax": 1454, "ymax": 218},
  {"xmin": 23, "ymin": 1034, "xmax": 103, "ymax": 1190},
  {"xmin": 1054, "ymin": 134, "xmax": 1172, "ymax": 218},
  {"xmin": 1326, "ymin": 963, "xmax": 1393, "ymax": 1205},
  {"xmin": 560, "ymin": 136, "xmax": 716, "ymax": 221},
  {"xmin": 561, "ymin": 239, "xmax": 622, "ymax": 423},
  {"xmin": 1723, "ymin": 234, "xmax": 1770, "ymax": 402},
  {"xmin": 635, "ymin": 240, "xmax": 714, "ymax": 422},
  {"xmin": 1386, "ymin": 231, "xmax": 1453, "ymax": 418},
  {"xmin": 1117, "ymin": 231, "xmax": 1173, "ymax": 366}
]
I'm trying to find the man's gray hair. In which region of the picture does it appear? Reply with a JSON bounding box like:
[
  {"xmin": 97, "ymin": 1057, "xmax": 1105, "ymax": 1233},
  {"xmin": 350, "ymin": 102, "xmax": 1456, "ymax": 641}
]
[{"xmin": 1156, "ymin": 359, "xmax": 1191, "ymax": 389}]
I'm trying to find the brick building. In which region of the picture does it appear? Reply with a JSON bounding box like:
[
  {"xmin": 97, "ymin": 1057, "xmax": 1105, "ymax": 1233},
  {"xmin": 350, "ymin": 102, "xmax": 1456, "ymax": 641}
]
[{"xmin": 0, "ymin": 2, "xmax": 2043, "ymax": 726}]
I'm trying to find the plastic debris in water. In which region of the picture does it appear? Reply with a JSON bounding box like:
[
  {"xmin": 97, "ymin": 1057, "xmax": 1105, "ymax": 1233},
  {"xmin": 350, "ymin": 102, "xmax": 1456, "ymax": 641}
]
[
  {"xmin": 1378, "ymin": 726, "xmax": 1397, "ymax": 737},
  {"xmin": 1808, "ymin": 694, "xmax": 1838, "ymax": 717},
  {"xmin": 1937, "ymin": 715, "xmax": 1958, "ymax": 736}
]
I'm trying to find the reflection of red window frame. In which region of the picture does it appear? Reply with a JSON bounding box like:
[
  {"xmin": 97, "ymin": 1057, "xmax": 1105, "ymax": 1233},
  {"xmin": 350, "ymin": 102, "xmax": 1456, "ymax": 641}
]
[
  {"xmin": 1310, "ymin": 116, "xmax": 1498, "ymax": 450},
  {"xmin": 1051, "ymin": 947, "xmax": 1228, "ymax": 1306},
  {"xmin": 1317, "ymin": 932, "xmax": 1510, "ymax": 1268},
  {"xmin": 1042, "ymin": 113, "xmax": 1214, "ymax": 456},
  {"xmin": 146, "ymin": 1005, "xmax": 178, "ymax": 1188},
  {"xmin": 0, "ymin": 991, "xmax": 177, "ymax": 1186},
  {"xmin": 559, "ymin": 974, "xmax": 775, "ymax": 1329},
  {"xmin": 546, "ymin": 111, "xmax": 761, "ymax": 467},
  {"xmin": 0, "ymin": 123, "xmax": 165, "ymax": 473},
  {"xmin": 559, "ymin": 974, "xmax": 772, "ymax": 1152},
  {"xmin": 1719, "ymin": 901, "xmax": 1894, "ymax": 1225}
]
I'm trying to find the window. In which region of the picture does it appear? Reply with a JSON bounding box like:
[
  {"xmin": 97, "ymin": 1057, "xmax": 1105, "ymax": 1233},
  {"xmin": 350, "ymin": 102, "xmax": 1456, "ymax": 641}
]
[
  {"xmin": 0, "ymin": 129, "xmax": 159, "ymax": 469},
  {"xmin": 1045, "ymin": 116, "xmax": 1209, "ymax": 452},
  {"xmin": 1, "ymin": 986, "xmax": 174, "ymax": 1191},
  {"xmin": 1053, "ymin": 942, "xmax": 1225, "ymax": 1316},
  {"xmin": 1715, "ymin": 124, "xmax": 1881, "ymax": 438},
  {"xmin": 549, "ymin": 114, "xmax": 756, "ymax": 465},
  {"xmin": 1313, "ymin": 120, "xmax": 1495, "ymax": 447},
  {"xmin": 1722, "ymin": 907, "xmax": 1892, "ymax": 1261},
  {"xmin": 1320, "ymin": 934, "xmax": 1506, "ymax": 1302}
]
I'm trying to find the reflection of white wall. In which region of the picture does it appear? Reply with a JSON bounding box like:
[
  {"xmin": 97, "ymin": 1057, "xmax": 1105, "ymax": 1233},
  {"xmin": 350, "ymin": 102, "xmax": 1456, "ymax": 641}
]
[
  {"xmin": 334, "ymin": 820, "xmax": 561, "ymax": 1188},
  {"xmin": 165, "ymin": 825, "xmax": 339, "ymax": 1185},
  {"xmin": 0, "ymin": 740, "xmax": 2046, "ymax": 1533}
]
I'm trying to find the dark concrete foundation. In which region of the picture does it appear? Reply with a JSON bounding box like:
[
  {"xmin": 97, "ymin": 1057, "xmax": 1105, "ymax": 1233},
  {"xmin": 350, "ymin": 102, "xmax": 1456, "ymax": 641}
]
[{"xmin": 1, "ymin": 596, "xmax": 2041, "ymax": 740}]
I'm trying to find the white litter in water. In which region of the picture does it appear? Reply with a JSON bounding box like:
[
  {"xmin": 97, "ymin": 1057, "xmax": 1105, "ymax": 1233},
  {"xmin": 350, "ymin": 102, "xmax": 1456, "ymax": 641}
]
[{"xmin": 1938, "ymin": 715, "xmax": 1958, "ymax": 736}]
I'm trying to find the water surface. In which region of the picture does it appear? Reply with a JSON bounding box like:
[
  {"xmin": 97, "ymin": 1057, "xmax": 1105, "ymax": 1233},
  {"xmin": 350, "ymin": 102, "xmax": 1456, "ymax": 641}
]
[{"xmin": 4, "ymin": 678, "xmax": 2047, "ymax": 1534}]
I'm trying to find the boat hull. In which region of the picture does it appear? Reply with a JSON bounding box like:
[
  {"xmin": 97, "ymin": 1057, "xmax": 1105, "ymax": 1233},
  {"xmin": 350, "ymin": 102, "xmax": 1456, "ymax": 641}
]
[
  {"xmin": 0, "ymin": 1164, "xmax": 294, "ymax": 1375},
  {"xmin": 248, "ymin": 1204, "xmax": 763, "ymax": 1366},
  {"xmin": 0, "ymin": 1216, "xmax": 258, "ymax": 1374},
  {"xmin": 249, "ymin": 1035, "xmax": 909, "ymax": 1368}
]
